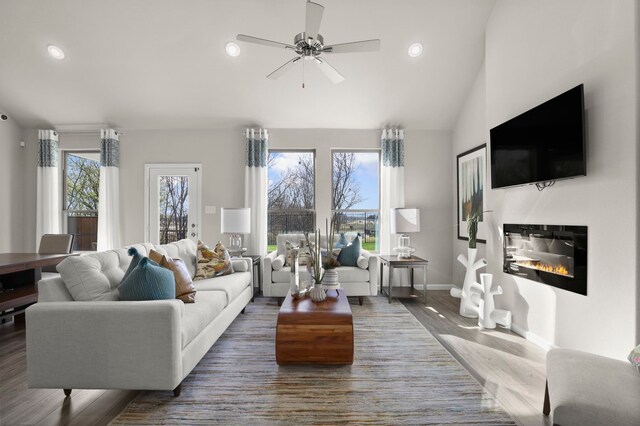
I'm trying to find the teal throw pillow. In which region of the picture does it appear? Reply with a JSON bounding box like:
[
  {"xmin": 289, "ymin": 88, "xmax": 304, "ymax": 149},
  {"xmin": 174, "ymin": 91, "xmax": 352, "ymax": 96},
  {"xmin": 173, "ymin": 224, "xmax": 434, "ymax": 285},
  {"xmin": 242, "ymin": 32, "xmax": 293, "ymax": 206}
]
[
  {"xmin": 337, "ymin": 235, "xmax": 361, "ymax": 267},
  {"xmin": 122, "ymin": 247, "xmax": 143, "ymax": 282},
  {"xmin": 119, "ymin": 257, "xmax": 176, "ymax": 301},
  {"xmin": 628, "ymin": 344, "xmax": 640, "ymax": 372},
  {"xmin": 335, "ymin": 233, "xmax": 348, "ymax": 249}
]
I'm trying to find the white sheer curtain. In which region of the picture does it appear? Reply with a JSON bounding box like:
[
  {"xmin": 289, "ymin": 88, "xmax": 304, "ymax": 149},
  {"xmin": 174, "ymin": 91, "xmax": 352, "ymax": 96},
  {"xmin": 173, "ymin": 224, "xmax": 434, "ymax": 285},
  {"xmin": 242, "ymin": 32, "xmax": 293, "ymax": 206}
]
[
  {"xmin": 97, "ymin": 129, "xmax": 120, "ymax": 251},
  {"xmin": 379, "ymin": 128, "xmax": 405, "ymax": 255},
  {"xmin": 244, "ymin": 128, "xmax": 268, "ymax": 256},
  {"xmin": 36, "ymin": 130, "xmax": 60, "ymax": 247}
]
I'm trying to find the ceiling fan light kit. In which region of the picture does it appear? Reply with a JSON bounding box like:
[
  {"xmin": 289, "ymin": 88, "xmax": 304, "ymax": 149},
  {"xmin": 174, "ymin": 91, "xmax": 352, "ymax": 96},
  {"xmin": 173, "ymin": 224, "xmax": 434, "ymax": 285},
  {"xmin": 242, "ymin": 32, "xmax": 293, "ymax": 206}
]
[{"xmin": 236, "ymin": 0, "xmax": 381, "ymax": 86}]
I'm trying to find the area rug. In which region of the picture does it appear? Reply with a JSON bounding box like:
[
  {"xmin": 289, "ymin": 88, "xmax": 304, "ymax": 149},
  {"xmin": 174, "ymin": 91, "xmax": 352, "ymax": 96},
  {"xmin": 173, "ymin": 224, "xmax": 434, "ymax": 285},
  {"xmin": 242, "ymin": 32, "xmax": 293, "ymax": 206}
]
[{"xmin": 111, "ymin": 296, "xmax": 515, "ymax": 425}]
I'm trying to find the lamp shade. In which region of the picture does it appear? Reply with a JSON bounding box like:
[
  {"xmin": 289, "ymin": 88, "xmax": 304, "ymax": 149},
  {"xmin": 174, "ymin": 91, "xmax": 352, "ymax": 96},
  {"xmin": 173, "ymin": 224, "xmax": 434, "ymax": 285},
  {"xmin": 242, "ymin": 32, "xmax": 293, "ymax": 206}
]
[
  {"xmin": 221, "ymin": 208, "xmax": 251, "ymax": 234},
  {"xmin": 390, "ymin": 208, "xmax": 421, "ymax": 234}
]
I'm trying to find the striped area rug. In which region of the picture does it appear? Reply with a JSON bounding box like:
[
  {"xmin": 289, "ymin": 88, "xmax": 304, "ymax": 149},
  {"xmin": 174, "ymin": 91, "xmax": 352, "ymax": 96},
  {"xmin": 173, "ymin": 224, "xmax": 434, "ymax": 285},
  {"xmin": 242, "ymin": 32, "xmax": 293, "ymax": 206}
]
[{"xmin": 111, "ymin": 296, "xmax": 515, "ymax": 425}]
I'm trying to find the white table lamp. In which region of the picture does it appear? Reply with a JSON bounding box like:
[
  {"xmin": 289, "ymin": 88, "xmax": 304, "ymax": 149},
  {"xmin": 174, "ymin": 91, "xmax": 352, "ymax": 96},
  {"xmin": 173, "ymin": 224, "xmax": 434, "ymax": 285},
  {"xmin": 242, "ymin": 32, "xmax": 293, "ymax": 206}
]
[
  {"xmin": 221, "ymin": 208, "xmax": 251, "ymax": 253},
  {"xmin": 390, "ymin": 208, "xmax": 421, "ymax": 258}
]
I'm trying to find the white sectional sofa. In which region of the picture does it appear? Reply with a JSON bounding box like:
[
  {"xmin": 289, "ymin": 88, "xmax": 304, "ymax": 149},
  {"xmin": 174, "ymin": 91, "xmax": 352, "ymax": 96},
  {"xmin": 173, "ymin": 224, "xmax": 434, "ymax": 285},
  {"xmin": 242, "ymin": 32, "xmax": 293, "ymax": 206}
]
[
  {"xmin": 262, "ymin": 233, "xmax": 378, "ymax": 305},
  {"xmin": 26, "ymin": 239, "xmax": 253, "ymax": 397}
]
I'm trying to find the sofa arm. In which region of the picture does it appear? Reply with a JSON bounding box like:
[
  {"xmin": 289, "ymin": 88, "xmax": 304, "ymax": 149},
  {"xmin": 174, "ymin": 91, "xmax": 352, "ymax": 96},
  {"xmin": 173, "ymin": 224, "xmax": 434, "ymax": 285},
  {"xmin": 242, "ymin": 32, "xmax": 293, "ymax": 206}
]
[
  {"xmin": 368, "ymin": 255, "xmax": 379, "ymax": 295},
  {"xmin": 234, "ymin": 257, "xmax": 254, "ymax": 289},
  {"xmin": 27, "ymin": 300, "xmax": 184, "ymax": 391},
  {"xmin": 262, "ymin": 251, "xmax": 278, "ymax": 287}
]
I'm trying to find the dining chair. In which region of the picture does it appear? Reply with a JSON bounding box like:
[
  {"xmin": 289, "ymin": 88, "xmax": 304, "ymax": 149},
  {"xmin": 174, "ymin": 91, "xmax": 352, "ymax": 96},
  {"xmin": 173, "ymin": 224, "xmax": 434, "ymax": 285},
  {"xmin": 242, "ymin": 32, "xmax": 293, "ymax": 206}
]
[{"xmin": 39, "ymin": 234, "xmax": 74, "ymax": 274}]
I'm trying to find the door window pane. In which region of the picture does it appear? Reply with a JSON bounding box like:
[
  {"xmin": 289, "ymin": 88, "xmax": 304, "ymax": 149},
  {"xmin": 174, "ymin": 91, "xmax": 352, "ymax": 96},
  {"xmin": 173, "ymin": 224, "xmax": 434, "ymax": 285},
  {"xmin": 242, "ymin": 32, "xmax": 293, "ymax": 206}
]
[{"xmin": 158, "ymin": 176, "xmax": 189, "ymax": 244}]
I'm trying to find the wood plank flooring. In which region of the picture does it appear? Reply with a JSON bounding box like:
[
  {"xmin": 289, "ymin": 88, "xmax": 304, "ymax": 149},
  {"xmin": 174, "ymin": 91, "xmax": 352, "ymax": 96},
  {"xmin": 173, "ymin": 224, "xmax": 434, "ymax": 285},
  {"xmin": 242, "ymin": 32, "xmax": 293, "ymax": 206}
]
[
  {"xmin": 0, "ymin": 291, "xmax": 549, "ymax": 425},
  {"xmin": 403, "ymin": 290, "xmax": 550, "ymax": 426}
]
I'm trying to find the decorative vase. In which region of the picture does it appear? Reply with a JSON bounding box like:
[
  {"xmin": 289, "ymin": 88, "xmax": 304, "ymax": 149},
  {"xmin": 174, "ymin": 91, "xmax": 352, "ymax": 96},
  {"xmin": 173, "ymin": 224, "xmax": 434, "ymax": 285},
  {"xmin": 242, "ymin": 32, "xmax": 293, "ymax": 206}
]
[
  {"xmin": 450, "ymin": 247, "xmax": 487, "ymax": 318},
  {"xmin": 310, "ymin": 282, "xmax": 326, "ymax": 302},
  {"xmin": 322, "ymin": 269, "xmax": 339, "ymax": 290},
  {"xmin": 289, "ymin": 251, "xmax": 300, "ymax": 296}
]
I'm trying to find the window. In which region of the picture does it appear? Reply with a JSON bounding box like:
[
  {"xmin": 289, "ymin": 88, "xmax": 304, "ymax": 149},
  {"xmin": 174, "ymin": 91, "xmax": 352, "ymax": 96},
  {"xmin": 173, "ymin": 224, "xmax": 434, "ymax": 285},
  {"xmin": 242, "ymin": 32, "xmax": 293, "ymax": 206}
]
[
  {"xmin": 63, "ymin": 151, "xmax": 100, "ymax": 251},
  {"xmin": 267, "ymin": 151, "xmax": 315, "ymax": 252},
  {"xmin": 332, "ymin": 151, "xmax": 380, "ymax": 252}
]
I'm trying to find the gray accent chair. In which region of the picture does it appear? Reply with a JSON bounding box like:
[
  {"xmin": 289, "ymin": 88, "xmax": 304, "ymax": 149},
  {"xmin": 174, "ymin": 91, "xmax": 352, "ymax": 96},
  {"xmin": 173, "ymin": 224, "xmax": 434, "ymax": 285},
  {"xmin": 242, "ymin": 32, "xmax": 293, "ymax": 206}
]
[
  {"xmin": 262, "ymin": 233, "xmax": 378, "ymax": 305},
  {"xmin": 38, "ymin": 233, "xmax": 74, "ymax": 274},
  {"xmin": 544, "ymin": 348, "xmax": 640, "ymax": 426}
]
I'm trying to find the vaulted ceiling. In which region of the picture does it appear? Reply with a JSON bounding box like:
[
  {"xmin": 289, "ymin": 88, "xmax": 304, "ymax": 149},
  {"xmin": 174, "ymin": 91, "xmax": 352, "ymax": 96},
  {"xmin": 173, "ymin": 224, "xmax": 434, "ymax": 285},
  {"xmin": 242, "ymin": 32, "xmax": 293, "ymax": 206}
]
[{"xmin": 0, "ymin": 0, "xmax": 495, "ymax": 130}]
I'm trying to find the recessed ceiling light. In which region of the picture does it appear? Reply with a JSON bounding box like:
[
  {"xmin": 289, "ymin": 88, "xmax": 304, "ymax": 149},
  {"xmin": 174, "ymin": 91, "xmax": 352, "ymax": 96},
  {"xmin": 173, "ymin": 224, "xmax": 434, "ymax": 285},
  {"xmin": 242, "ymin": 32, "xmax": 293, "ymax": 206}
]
[
  {"xmin": 225, "ymin": 42, "xmax": 240, "ymax": 57},
  {"xmin": 408, "ymin": 42, "xmax": 423, "ymax": 58},
  {"xmin": 47, "ymin": 44, "xmax": 65, "ymax": 60}
]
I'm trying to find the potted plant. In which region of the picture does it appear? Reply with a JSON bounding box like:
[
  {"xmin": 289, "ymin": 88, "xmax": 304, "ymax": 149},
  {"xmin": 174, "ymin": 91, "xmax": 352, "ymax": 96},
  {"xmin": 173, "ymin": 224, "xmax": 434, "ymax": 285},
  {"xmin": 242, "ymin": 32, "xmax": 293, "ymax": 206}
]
[{"xmin": 305, "ymin": 215, "xmax": 341, "ymax": 301}]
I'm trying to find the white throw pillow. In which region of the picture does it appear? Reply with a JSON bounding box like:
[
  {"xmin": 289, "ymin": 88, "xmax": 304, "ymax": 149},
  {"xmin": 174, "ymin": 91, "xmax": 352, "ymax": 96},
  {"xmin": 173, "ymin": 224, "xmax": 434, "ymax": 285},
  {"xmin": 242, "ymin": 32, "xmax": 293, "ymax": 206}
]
[
  {"xmin": 272, "ymin": 254, "xmax": 286, "ymax": 270},
  {"xmin": 57, "ymin": 250, "xmax": 124, "ymax": 301},
  {"xmin": 356, "ymin": 249, "xmax": 371, "ymax": 270},
  {"xmin": 231, "ymin": 259, "xmax": 249, "ymax": 272}
]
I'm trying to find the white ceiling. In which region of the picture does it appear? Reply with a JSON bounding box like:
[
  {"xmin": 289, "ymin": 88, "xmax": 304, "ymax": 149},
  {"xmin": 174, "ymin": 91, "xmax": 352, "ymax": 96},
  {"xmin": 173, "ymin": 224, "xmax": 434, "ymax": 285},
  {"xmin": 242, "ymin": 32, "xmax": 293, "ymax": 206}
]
[{"xmin": 0, "ymin": 0, "xmax": 495, "ymax": 130}]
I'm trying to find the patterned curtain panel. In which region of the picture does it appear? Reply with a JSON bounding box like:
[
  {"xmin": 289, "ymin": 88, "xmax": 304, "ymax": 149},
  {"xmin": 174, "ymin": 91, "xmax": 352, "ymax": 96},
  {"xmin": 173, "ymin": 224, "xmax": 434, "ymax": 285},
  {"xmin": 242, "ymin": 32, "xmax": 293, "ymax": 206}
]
[
  {"xmin": 380, "ymin": 128, "xmax": 406, "ymax": 256},
  {"xmin": 36, "ymin": 130, "xmax": 60, "ymax": 247},
  {"xmin": 97, "ymin": 129, "xmax": 121, "ymax": 251},
  {"xmin": 244, "ymin": 128, "xmax": 268, "ymax": 255}
]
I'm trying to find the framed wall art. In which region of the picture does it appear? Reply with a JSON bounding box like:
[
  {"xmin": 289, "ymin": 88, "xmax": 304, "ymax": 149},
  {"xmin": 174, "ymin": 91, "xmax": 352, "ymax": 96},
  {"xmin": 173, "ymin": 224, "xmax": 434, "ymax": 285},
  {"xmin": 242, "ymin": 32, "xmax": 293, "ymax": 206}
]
[{"xmin": 457, "ymin": 144, "xmax": 487, "ymax": 243}]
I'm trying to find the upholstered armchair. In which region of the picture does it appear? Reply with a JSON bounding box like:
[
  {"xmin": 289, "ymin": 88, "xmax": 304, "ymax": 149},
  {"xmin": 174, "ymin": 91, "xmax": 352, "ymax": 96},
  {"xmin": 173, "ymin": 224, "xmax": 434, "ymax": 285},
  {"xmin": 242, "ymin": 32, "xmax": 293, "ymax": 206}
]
[{"xmin": 262, "ymin": 233, "xmax": 378, "ymax": 305}]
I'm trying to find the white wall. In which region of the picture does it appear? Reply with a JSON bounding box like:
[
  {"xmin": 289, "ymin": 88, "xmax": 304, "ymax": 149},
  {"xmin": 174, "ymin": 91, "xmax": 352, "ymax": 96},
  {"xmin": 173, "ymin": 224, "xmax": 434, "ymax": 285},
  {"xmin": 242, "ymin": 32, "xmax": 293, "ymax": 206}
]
[
  {"xmin": 21, "ymin": 128, "xmax": 453, "ymax": 285},
  {"xmin": 452, "ymin": 0, "xmax": 638, "ymax": 358},
  {"xmin": 0, "ymin": 117, "xmax": 25, "ymax": 251},
  {"xmin": 452, "ymin": 64, "xmax": 487, "ymax": 285}
]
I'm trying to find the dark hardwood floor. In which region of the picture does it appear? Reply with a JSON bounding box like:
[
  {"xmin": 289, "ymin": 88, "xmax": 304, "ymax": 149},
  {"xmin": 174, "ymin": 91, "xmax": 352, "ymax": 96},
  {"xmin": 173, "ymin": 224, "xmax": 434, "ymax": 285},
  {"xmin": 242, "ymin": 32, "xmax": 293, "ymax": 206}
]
[{"xmin": 0, "ymin": 291, "xmax": 549, "ymax": 425}]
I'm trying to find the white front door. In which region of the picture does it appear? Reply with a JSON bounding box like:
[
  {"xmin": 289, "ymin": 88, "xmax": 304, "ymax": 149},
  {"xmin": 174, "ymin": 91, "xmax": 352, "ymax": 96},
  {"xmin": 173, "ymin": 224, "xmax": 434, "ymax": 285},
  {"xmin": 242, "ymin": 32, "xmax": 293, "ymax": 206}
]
[{"xmin": 145, "ymin": 164, "xmax": 202, "ymax": 245}]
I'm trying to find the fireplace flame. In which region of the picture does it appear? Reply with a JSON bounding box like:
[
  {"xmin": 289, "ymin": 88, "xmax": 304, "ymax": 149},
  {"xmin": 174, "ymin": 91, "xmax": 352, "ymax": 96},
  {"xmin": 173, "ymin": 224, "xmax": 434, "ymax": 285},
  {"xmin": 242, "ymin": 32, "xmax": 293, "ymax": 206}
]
[{"xmin": 517, "ymin": 261, "xmax": 571, "ymax": 277}]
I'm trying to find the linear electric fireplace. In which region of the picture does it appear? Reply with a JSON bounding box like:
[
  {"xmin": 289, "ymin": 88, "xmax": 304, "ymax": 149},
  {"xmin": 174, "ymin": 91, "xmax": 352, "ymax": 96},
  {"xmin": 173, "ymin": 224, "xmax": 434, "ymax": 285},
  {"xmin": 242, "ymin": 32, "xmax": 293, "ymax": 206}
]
[{"xmin": 503, "ymin": 224, "xmax": 587, "ymax": 295}]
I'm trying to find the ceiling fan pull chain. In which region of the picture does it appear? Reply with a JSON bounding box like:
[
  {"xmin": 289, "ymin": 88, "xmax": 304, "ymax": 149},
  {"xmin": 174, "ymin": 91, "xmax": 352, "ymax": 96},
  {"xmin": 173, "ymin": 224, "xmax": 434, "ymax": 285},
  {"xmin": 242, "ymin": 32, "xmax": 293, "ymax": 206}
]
[{"xmin": 302, "ymin": 57, "xmax": 305, "ymax": 89}]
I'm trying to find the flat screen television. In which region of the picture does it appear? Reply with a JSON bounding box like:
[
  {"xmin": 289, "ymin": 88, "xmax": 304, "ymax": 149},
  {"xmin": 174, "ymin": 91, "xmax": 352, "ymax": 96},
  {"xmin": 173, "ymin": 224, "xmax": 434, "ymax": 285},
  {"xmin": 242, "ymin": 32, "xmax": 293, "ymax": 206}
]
[{"xmin": 490, "ymin": 84, "xmax": 586, "ymax": 189}]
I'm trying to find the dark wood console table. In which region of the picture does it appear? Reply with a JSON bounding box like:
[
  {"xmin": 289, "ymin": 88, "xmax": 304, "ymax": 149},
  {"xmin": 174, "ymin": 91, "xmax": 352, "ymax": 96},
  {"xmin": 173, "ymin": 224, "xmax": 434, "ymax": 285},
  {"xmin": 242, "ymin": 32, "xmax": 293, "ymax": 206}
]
[{"xmin": 0, "ymin": 253, "xmax": 75, "ymax": 323}]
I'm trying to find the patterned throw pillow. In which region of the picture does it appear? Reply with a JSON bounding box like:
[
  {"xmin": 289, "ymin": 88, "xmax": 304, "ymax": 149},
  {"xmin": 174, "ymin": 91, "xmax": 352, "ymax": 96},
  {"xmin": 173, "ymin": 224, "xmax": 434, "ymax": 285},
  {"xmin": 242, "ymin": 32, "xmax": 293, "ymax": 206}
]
[
  {"xmin": 194, "ymin": 240, "xmax": 233, "ymax": 280},
  {"xmin": 337, "ymin": 234, "xmax": 362, "ymax": 267},
  {"xmin": 119, "ymin": 257, "xmax": 176, "ymax": 301},
  {"xmin": 628, "ymin": 344, "xmax": 640, "ymax": 372},
  {"xmin": 285, "ymin": 240, "xmax": 311, "ymax": 267},
  {"xmin": 149, "ymin": 249, "xmax": 197, "ymax": 303}
]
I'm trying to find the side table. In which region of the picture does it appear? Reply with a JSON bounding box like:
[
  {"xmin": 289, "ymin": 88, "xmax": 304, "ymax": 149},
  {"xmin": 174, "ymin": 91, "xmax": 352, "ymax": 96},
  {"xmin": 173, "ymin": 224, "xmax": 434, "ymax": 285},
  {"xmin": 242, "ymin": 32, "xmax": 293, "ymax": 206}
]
[
  {"xmin": 379, "ymin": 255, "xmax": 428, "ymax": 304},
  {"xmin": 244, "ymin": 255, "xmax": 262, "ymax": 298}
]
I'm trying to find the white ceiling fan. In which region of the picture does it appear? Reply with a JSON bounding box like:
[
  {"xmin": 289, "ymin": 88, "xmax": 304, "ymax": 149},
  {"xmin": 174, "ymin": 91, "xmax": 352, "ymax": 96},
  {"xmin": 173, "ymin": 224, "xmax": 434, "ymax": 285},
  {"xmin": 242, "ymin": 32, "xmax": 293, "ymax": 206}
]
[{"xmin": 236, "ymin": 0, "xmax": 381, "ymax": 85}]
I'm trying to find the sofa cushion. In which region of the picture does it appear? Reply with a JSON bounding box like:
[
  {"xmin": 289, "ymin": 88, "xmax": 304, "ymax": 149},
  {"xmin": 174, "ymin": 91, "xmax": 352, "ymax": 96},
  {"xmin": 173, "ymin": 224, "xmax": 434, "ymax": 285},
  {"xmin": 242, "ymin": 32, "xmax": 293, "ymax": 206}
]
[
  {"xmin": 285, "ymin": 239, "xmax": 311, "ymax": 267},
  {"xmin": 57, "ymin": 250, "xmax": 124, "ymax": 301},
  {"xmin": 119, "ymin": 258, "xmax": 176, "ymax": 301},
  {"xmin": 334, "ymin": 266, "xmax": 370, "ymax": 283},
  {"xmin": 272, "ymin": 268, "xmax": 311, "ymax": 284},
  {"xmin": 272, "ymin": 266, "xmax": 368, "ymax": 283},
  {"xmin": 153, "ymin": 239, "xmax": 198, "ymax": 279},
  {"xmin": 181, "ymin": 290, "xmax": 227, "ymax": 349},
  {"xmin": 337, "ymin": 235, "xmax": 361, "ymax": 267},
  {"xmin": 149, "ymin": 249, "xmax": 197, "ymax": 303},
  {"xmin": 231, "ymin": 259, "xmax": 248, "ymax": 272},
  {"xmin": 194, "ymin": 240, "xmax": 233, "ymax": 280},
  {"xmin": 193, "ymin": 271, "xmax": 251, "ymax": 305}
]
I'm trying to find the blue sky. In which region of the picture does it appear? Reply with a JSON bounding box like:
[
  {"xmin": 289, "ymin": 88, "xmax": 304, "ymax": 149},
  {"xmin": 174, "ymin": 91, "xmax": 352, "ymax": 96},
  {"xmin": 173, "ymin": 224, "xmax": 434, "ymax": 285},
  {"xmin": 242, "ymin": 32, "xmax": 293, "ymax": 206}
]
[{"xmin": 268, "ymin": 151, "xmax": 379, "ymax": 210}]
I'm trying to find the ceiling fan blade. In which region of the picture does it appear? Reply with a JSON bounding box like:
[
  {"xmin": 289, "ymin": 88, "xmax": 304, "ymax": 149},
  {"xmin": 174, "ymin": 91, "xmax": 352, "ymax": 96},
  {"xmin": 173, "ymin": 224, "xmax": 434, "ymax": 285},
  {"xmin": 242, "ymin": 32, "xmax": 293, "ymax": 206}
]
[
  {"xmin": 305, "ymin": 1, "xmax": 325, "ymax": 42},
  {"xmin": 323, "ymin": 39, "xmax": 381, "ymax": 54},
  {"xmin": 314, "ymin": 57, "xmax": 345, "ymax": 84},
  {"xmin": 266, "ymin": 57, "xmax": 301, "ymax": 80},
  {"xmin": 236, "ymin": 34, "xmax": 296, "ymax": 50}
]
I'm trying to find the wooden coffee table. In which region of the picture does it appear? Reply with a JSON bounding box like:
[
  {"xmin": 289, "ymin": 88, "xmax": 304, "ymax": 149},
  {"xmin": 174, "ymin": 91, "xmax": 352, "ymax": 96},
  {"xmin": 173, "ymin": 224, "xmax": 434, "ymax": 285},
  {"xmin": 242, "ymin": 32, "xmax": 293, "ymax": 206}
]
[{"xmin": 275, "ymin": 288, "xmax": 354, "ymax": 365}]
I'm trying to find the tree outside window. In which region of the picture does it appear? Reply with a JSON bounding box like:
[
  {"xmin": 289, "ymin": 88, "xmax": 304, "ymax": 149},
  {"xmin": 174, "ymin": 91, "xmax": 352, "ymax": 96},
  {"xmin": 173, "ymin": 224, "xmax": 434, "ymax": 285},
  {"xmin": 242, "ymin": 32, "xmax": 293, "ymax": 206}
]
[
  {"xmin": 64, "ymin": 151, "xmax": 100, "ymax": 251},
  {"xmin": 267, "ymin": 151, "xmax": 315, "ymax": 251},
  {"xmin": 332, "ymin": 151, "xmax": 380, "ymax": 252}
]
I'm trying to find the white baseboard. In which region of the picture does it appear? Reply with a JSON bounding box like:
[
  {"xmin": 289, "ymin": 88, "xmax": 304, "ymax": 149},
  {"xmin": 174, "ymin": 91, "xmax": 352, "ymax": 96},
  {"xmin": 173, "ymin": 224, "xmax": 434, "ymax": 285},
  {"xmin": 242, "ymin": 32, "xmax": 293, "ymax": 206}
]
[{"xmin": 510, "ymin": 323, "xmax": 556, "ymax": 352}]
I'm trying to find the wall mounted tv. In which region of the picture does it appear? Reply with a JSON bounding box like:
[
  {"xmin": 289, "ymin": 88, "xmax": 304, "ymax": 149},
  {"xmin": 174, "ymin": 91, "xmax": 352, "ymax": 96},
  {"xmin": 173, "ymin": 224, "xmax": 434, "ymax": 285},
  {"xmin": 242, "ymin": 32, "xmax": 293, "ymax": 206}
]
[{"xmin": 490, "ymin": 84, "xmax": 586, "ymax": 189}]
